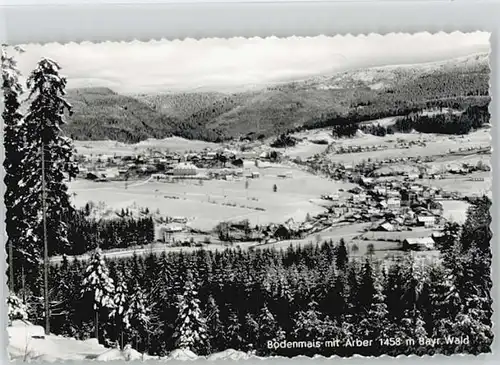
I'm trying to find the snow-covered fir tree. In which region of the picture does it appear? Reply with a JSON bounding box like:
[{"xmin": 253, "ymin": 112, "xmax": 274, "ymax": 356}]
[
  {"xmin": 2, "ymin": 45, "xmax": 29, "ymax": 287},
  {"xmin": 81, "ymin": 248, "xmax": 116, "ymax": 340},
  {"xmin": 293, "ymin": 300, "xmax": 329, "ymax": 343},
  {"xmin": 242, "ymin": 313, "xmax": 259, "ymax": 351},
  {"xmin": 22, "ymin": 58, "xmax": 78, "ymax": 258},
  {"xmin": 204, "ymin": 295, "xmax": 224, "ymax": 352},
  {"xmin": 257, "ymin": 304, "xmax": 277, "ymax": 346},
  {"xmin": 7, "ymin": 293, "xmax": 28, "ymax": 323},
  {"xmin": 225, "ymin": 310, "xmax": 243, "ymax": 350},
  {"xmin": 126, "ymin": 282, "xmax": 151, "ymax": 351},
  {"xmin": 110, "ymin": 280, "xmax": 130, "ymax": 348},
  {"xmin": 173, "ymin": 270, "xmax": 207, "ymax": 354},
  {"xmin": 358, "ymin": 272, "xmax": 390, "ymax": 356}
]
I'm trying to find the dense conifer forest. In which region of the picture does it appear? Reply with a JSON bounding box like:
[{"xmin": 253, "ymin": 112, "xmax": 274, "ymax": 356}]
[
  {"xmin": 12, "ymin": 197, "xmax": 492, "ymax": 357},
  {"xmin": 65, "ymin": 209, "xmax": 155, "ymax": 256}
]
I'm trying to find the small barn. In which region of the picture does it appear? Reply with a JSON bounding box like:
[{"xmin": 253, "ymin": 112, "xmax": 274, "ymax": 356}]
[
  {"xmin": 403, "ymin": 237, "xmax": 435, "ymax": 251},
  {"xmin": 155, "ymin": 223, "xmax": 185, "ymax": 242}
]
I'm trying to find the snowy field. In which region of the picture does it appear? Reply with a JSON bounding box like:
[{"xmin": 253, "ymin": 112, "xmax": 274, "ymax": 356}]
[
  {"xmin": 69, "ymin": 163, "xmax": 356, "ymax": 231},
  {"xmin": 415, "ymin": 173, "xmax": 491, "ymax": 197},
  {"xmin": 285, "ymin": 128, "xmax": 490, "ymax": 164},
  {"xmin": 73, "ymin": 137, "xmax": 219, "ymax": 156},
  {"xmin": 440, "ymin": 200, "xmax": 471, "ymax": 224}
]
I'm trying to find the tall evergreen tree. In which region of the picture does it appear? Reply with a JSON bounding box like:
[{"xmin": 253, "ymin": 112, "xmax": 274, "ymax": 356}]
[
  {"xmin": 110, "ymin": 280, "xmax": 130, "ymax": 349},
  {"xmin": 173, "ymin": 271, "xmax": 207, "ymax": 354},
  {"xmin": 358, "ymin": 259, "xmax": 376, "ymax": 312},
  {"xmin": 204, "ymin": 295, "xmax": 224, "ymax": 352},
  {"xmin": 257, "ymin": 304, "xmax": 278, "ymax": 351},
  {"xmin": 20, "ymin": 58, "xmax": 78, "ymax": 334},
  {"xmin": 81, "ymin": 248, "xmax": 116, "ymax": 341},
  {"xmin": 335, "ymin": 238, "xmax": 348, "ymax": 271},
  {"xmin": 22, "ymin": 58, "xmax": 78, "ymax": 256},
  {"xmin": 2, "ymin": 45, "xmax": 30, "ymax": 291},
  {"xmin": 126, "ymin": 282, "xmax": 150, "ymax": 352},
  {"xmin": 225, "ymin": 310, "xmax": 243, "ymax": 350}
]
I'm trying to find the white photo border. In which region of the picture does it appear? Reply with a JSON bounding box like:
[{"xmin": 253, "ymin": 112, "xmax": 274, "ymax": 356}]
[{"xmin": 0, "ymin": 0, "xmax": 498, "ymax": 364}]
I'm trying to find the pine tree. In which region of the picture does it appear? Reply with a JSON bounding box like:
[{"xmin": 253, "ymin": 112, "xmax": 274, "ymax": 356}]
[
  {"xmin": 81, "ymin": 248, "xmax": 116, "ymax": 340},
  {"xmin": 205, "ymin": 295, "xmax": 224, "ymax": 353},
  {"xmin": 292, "ymin": 300, "xmax": 335, "ymax": 356},
  {"xmin": 126, "ymin": 282, "xmax": 150, "ymax": 352},
  {"xmin": 358, "ymin": 273, "xmax": 390, "ymax": 356},
  {"xmin": 21, "ymin": 58, "xmax": 78, "ymax": 334},
  {"xmin": 242, "ymin": 313, "xmax": 259, "ymax": 352},
  {"xmin": 435, "ymin": 198, "xmax": 494, "ymax": 355},
  {"xmin": 2, "ymin": 45, "xmax": 26, "ymax": 291},
  {"xmin": 358, "ymin": 259, "xmax": 376, "ymax": 312},
  {"xmin": 257, "ymin": 304, "xmax": 278, "ymax": 352},
  {"xmin": 110, "ymin": 280, "xmax": 130, "ymax": 349},
  {"xmin": 173, "ymin": 271, "xmax": 207, "ymax": 354},
  {"xmin": 346, "ymin": 263, "xmax": 360, "ymax": 315},
  {"xmin": 225, "ymin": 310, "xmax": 243, "ymax": 350},
  {"xmin": 22, "ymin": 58, "xmax": 78, "ymax": 256},
  {"xmin": 335, "ymin": 238, "xmax": 348, "ymax": 271}
]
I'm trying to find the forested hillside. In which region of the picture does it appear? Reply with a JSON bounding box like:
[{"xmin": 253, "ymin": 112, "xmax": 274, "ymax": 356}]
[
  {"xmin": 62, "ymin": 53, "xmax": 490, "ymax": 143},
  {"xmin": 64, "ymin": 88, "xmax": 227, "ymax": 143}
]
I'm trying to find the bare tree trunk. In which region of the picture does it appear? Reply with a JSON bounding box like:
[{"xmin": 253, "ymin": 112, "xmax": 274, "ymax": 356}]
[
  {"xmin": 21, "ymin": 264, "xmax": 26, "ymax": 303},
  {"xmin": 41, "ymin": 142, "xmax": 50, "ymax": 335},
  {"xmin": 8, "ymin": 241, "xmax": 14, "ymax": 292},
  {"xmin": 95, "ymin": 311, "xmax": 99, "ymax": 340}
]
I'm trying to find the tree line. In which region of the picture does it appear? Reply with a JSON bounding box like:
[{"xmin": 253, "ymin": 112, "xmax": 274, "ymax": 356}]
[
  {"xmin": 11, "ymin": 197, "xmax": 493, "ymax": 357},
  {"xmin": 331, "ymin": 104, "xmax": 490, "ymax": 138},
  {"xmin": 64, "ymin": 208, "xmax": 155, "ymax": 256},
  {"xmin": 394, "ymin": 104, "xmax": 490, "ymax": 135}
]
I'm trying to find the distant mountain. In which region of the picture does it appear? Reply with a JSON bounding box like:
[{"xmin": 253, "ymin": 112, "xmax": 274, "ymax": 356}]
[
  {"xmin": 63, "ymin": 53, "xmax": 490, "ymax": 143},
  {"xmin": 64, "ymin": 88, "xmax": 227, "ymax": 143}
]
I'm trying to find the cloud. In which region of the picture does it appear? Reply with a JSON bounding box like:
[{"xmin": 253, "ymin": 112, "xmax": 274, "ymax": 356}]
[{"xmin": 13, "ymin": 32, "xmax": 490, "ymax": 94}]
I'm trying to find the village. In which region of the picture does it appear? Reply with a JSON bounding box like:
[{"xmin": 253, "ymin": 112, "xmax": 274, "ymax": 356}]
[{"xmin": 62, "ymin": 127, "xmax": 491, "ymax": 263}]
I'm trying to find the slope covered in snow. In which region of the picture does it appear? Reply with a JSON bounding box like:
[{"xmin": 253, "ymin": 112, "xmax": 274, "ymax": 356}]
[{"xmin": 7, "ymin": 320, "xmax": 259, "ymax": 362}]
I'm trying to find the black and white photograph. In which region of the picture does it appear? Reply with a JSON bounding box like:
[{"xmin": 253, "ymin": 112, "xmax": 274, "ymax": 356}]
[{"xmin": 2, "ymin": 32, "xmax": 493, "ymax": 360}]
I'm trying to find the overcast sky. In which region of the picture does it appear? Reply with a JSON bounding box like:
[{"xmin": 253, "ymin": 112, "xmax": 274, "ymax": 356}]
[{"xmin": 13, "ymin": 32, "xmax": 490, "ymax": 94}]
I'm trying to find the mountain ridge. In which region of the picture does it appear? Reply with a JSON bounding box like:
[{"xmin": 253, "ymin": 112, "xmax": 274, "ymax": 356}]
[{"xmin": 63, "ymin": 53, "xmax": 490, "ymax": 143}]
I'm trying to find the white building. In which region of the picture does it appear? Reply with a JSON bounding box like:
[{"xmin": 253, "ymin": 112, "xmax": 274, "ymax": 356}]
[
  {"xmin": 172, "ymin": 162, "xmax": 198, "ymax": 176},
  {"xmin": 387, "ymin": 198, "xmax": 401, "ymax": 210},
  {"xmin": 417, "ymin": 216, "xmax": 436, "ymax": 228}
]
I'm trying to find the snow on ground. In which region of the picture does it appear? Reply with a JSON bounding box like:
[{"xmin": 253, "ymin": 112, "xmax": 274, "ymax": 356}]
[
  {"xmin": 207, "ymin": 349, "xmax": 253, "ymax": 360},
  {"xmin": 440, "ymin": 200, "xmax": 471, "ymax": 224},
  {"xmin": 166, "ymin": 349, "xmax": 199, "ymax": 361},
  {"xmin": 7, "ymin": 321, "xmax": 259, "ymax": 362},
  {"xmin": 69, "ymin": 163, "xmax": 355, "ymax": 231},
  {"xmin": 8, "ymin": 320, "xmax": 107, "ymax": 362}
]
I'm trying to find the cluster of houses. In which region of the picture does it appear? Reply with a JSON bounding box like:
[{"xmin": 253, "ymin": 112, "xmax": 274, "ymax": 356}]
[
  {"xmin": 452, "ymin": 144, "xmax": 491, "ymax": 154},
  {"xmin": 330, "ymin": 144, "xmax": 388, "ymax": 155},
  {"xmin": 393, "ymin": 139, "xmax": 428, "ymax": 149},
  {"xmin": 77, "ymin": 147, "xmax": 250, "ymax": 182}
]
